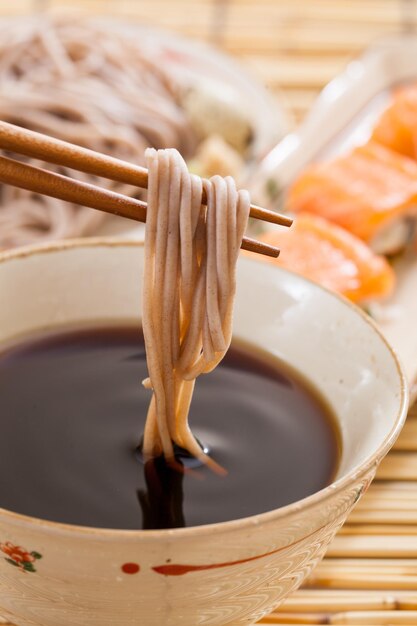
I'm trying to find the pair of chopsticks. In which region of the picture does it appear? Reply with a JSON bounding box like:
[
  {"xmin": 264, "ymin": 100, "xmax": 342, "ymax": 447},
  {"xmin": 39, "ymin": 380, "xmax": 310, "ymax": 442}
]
[{"xmin": 0, "ymin": 121, "xmax": 291, "ymax": 257}]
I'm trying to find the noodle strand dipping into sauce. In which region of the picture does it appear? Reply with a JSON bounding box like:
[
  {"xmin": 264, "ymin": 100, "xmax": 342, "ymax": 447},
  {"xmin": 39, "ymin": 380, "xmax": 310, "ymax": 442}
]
[{"xmin": 142, "ymin": 149, "xmax": 249, "ymax": 470}]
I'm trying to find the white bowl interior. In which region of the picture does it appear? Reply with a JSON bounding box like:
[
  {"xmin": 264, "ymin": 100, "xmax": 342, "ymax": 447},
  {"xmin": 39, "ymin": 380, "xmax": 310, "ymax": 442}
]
[{"xmin": 0, "ymin": 241, "xmax": 405, "ymax": 484}]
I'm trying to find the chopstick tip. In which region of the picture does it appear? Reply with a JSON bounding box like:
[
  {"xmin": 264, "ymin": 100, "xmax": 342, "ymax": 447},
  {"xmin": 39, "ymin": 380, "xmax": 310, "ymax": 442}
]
[{"xmin": 249, "ymin": 203, "xmax": 293, "ymax": 228}]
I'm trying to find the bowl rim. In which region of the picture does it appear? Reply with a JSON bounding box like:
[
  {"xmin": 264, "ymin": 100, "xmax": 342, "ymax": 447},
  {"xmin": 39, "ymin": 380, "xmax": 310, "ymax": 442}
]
[{"xmin": 0, "ymin": 237, "xmax": 409, "ymax": 539}]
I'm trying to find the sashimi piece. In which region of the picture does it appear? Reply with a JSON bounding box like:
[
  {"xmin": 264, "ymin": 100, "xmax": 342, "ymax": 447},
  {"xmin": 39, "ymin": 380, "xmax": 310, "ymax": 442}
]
[
  {"xmin": 287, "ymin": 142, "xmax": 417, "ymax": 250},
  {"xmin": 372, "ymin": 84, "xmax": 417, "ymax": 160},
  {"xmin": 248, "ymin": 213, "xmax": 395, "ymax": 303}
]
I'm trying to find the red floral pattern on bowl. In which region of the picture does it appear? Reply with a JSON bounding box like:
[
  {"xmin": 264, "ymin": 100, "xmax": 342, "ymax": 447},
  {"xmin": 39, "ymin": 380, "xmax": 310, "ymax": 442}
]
[{"xmin": 0, "ymin": 541, "xmax": 42, "ymax": 573}]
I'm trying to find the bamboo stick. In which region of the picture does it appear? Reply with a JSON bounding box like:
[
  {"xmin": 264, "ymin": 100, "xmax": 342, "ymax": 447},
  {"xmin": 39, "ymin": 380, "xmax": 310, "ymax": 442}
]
[
  {"xmin": 369, "ymin": 482, "xmax": 417, "ymax": 492},
  {"xmin": 394, "ymin": 421, "xmax": 417, "ymax": 451},
  {"xmin": 376, "ymin": 454, "xmax": 417, "ymax": 481},
  {"xmin": 341, "ymin": 523, "xmax": 417, "ymax": 533},
  {"xmin": 317, "ymin": 557, "xmax": 417, "ymax": 570},
  {"xmin": 352, "ymin": 497, "xmax": 417, "ymax": 509},
  {"xmin": 138, "ymin": 0, "xmax": 406, "ymax": 21},
  {"xmin": 330, "ymin": 610, "xmax": 417, "ymax": 624},
  {"xmin": 260, "ymin": 614, "xmax": 417, "ymax": 625},
  {"xmin": 223, "ymin": 25, "xmax": 389, "ymax": 54},
  {"xmin": 279, "ymin": 589, "xmax": 417, "ymax": 612},
  {"xmin": 326, "ymin": 535, "xmax": 417, "ymax": 558},
  {"xmin": 354, "ymin": 496, "xmax": 417, "ymax": 515},
  {"xmin": 346, "ymin": 511, "xmax": 417, "ymax": 525},
  {"xmin": 313, "ymin": 566, "xmax": 417, "ymax": 585},
  {"xmin": 260, "ymin": 614, "xmax": 324, "ymax": 624},
  {"xmin": 46, "ymin": 0, "xmax": 406, "ymax": 21},
  {"xmin": 305, "ymin": 570, "xmax": 417, "ymax": 590},
  {"xmin": 408, "ymin": 403, "xmax": 417, "ymax": 420},
  {"xmin": 242, "ymin": 56, "xmax": 345, "ymax": 88},
  {"xmin": 358, "ymin": 487, "xmax": 417, "ymax": 501},
  {"xmin": 353, "ymin": 498, "xmax": 417, "ymax": 510}
]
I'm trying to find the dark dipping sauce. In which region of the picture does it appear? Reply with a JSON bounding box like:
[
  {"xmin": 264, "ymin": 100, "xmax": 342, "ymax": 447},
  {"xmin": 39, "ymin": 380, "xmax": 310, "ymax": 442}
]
[{"xmin": 0, "ymin": 325, "xmax": 340, "ymax": 530}]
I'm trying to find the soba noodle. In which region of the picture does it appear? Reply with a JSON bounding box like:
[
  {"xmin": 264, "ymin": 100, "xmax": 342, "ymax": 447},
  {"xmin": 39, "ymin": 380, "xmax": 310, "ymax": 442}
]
[
  {"xmin": 142, "ymin": 148, "xmax": 250, "ymax": 469},
  {"xmin": 0, "ymin": 17, "xmax": 197, "ymax": 249}
]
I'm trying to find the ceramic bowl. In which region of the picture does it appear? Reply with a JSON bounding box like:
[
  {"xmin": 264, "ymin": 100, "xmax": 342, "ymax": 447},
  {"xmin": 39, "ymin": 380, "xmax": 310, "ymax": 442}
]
[{"xmin": 0, "ymin": 239, "xmax": 408, "ymax": 626}]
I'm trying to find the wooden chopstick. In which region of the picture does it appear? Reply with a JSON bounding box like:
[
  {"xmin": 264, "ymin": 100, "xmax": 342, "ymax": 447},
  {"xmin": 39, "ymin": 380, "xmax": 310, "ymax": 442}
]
[
  {"xmin": 0, "ymin": 120, "xmax": 292, "ymax": 229},
  {"xmin": 0, "ymin": 155, "xmax": 280, "ymax": 258}
]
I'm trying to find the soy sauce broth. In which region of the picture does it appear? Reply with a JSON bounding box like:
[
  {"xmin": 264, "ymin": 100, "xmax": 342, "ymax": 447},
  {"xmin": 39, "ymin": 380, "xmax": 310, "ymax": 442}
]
[{"xmin": 0, "ymin": 325, "xmax": 340, "ymax": 529}]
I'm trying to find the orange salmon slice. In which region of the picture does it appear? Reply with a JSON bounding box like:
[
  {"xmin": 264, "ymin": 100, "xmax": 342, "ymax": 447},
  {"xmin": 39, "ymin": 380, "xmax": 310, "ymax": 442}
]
[
  {"xmin": 287, "ymin": 142, "xmax": 417, "ymax": 243},
  {"xmin": 372, "ymin": 84, "xmax": 417, "ymax": 160},
  {"xmin": 250, "ymin": 213, "xmax": 395, "ymax": 303}
]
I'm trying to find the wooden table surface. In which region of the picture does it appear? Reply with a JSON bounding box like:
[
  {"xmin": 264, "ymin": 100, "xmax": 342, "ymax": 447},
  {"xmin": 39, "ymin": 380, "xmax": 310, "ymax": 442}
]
[{"xmin": 1, "ymin": 1, "xmax": 417, "ymax": 625}]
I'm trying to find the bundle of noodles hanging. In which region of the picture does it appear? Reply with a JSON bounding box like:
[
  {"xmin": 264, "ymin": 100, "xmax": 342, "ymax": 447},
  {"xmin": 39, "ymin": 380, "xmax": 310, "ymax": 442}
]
[
  {"xmin": 0, "ymin": 17, "xmax": 197, "ymax": 249},
  {"xmin": 142, "ymin": 148, "xmax": 250, "ymax": 470}
]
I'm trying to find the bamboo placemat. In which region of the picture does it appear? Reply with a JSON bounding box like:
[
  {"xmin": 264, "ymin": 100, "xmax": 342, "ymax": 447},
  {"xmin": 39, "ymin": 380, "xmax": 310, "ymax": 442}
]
[
  {"xmin": 1, "ymin": 0, "xmax": 416, "ymax": 124},
  {"xmin": 1, "ymin": 1, "xmax": 417, "ymax": 624}
]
